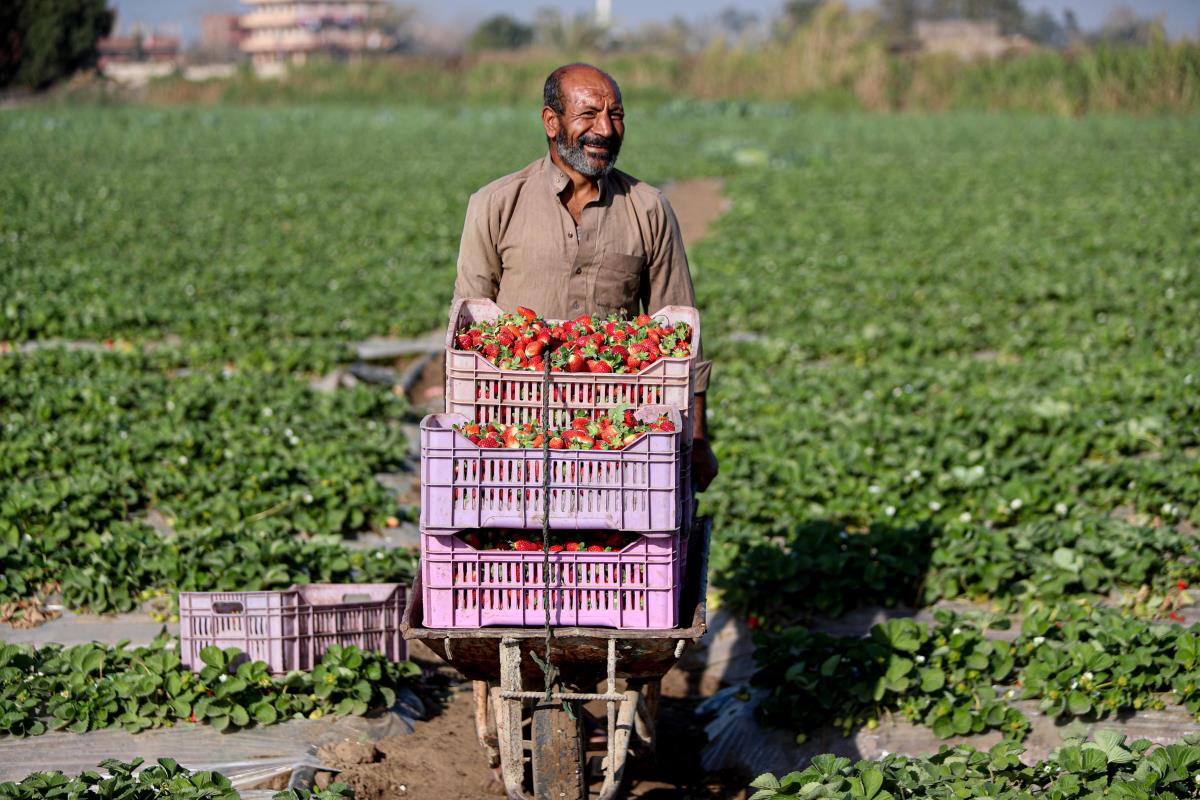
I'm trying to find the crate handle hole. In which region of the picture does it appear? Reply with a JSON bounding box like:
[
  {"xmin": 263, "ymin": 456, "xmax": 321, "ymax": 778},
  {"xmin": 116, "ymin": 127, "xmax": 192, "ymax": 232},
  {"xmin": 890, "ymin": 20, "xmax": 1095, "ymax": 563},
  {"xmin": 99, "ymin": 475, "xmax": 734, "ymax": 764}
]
[
  {"xmin": 212, "ymin": 602, "xmax": 244, "ymax": 614},
  {"xmin": 341, "ymin": 593, "xmax": 372, "ymax": 603}
]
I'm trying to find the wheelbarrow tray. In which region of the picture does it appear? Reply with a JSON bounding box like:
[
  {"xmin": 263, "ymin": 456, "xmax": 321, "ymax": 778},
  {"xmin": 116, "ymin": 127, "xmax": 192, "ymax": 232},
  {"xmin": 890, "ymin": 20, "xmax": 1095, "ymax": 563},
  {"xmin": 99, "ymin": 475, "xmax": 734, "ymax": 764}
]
[{"xmin": 402, "ymin": 519, "xmax": 710, "ymax": 686}]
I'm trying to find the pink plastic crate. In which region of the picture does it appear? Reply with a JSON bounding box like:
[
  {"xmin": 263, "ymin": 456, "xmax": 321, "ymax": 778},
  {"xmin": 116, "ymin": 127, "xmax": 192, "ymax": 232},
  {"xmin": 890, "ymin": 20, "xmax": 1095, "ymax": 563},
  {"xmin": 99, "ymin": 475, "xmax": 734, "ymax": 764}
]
[
  {"xmin": 420, "ymin": 405, "xmax": 684, "ymax": 533},
  {"xmin": 446, "ymin": 298, "xmax": 699, "ymax": 433},
  {"xmin": 178, "ymin": 583, "xmax": 406, "ymax": 674},
  {"xmin": 420, "ymin": 530, "xmax": 682, "ymax": 629}
]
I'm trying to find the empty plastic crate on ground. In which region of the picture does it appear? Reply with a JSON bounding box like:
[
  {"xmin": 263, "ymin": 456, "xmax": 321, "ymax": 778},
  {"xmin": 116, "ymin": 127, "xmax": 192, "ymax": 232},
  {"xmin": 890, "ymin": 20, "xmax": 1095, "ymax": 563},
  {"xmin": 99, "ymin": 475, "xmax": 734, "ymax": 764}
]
[
  {"xmin": 421, "ymin": 530, "xmax": 682, "ymax": 629},
  {"xmin": 178, "ymin": 583, "xmax": 406, "ymax": 674},
  {"xmin": 421, "ymin": 405, "xmax": 684, "ymax": 533},
  {"xmin": 446, "ymin": 298, "xmax": 699, "ymax": 433}
]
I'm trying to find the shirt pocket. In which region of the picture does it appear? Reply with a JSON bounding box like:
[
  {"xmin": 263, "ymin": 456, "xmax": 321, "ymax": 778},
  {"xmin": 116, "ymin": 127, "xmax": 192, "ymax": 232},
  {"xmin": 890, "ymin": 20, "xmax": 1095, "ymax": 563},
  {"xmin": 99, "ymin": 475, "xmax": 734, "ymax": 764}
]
[{"xmin": 595, "ymin": 253, "xmax": 644, "ymax": 316}]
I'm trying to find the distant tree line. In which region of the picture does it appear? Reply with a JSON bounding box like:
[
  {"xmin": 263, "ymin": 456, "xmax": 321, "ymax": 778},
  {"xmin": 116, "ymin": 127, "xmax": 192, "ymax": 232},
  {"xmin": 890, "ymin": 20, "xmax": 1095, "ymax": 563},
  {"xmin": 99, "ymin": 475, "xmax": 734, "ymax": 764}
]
[
  {"xmin": 465, "ymin": 1, "xmax": 1172, "ymax": 53},
  {"xmin": 1, "ymin": 0, "xmax": 112, "ymax": 91}
]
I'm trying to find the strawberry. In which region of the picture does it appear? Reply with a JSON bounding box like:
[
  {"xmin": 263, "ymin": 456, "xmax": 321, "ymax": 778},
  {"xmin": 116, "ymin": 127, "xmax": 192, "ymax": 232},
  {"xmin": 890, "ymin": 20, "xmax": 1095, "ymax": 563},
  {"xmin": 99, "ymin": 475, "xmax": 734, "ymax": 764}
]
[
  {"xmin": 513, "ymin": 539, "xmax": 540, "ymax": 552},
  {"xmin": 478, "ymin": 434, "xmax": 501, "ymax": 448},
  {"xmin": 456, "ymin": 334, "xmax": 474, "ymax": 349},
  {"xmin": 565, "ymin": 542, "xmax": 582, "ymax": 552},
  {"xmin": 571, "ymin": 417, "xmax": 591, "ymax": 431},
  {"xmin": 656, "ymin": 417, "xmax": 676, "ymax": 432},
  {"xmin": 635, "ymin": 314, "xmax": 653, "ymax": 326},
  {"xmin": 483, "ymin": 343, "xmax": 500, "ymax": 359},
  {"xmin": 517, "ymin": 306, "xmax": 537, "ymax": 321},
  {"xmin": 497, "ymin": 331, "xmax": 514, "ymax": 346},
  {"xmin": 588, "ymin": 360, "xmax": 613, "ymax": 373},
  {"xmin": 586, "ymin": 545, "xmax": 604, "ymax": 552},
  {"xmin": 567, "ymin": 352, "xmax": 588, "ymax": 373},
  {"xmin": 549, "ymin": 544, "xmax": 564, "ymax": 553},
  {"xmin": 623, "ymin": 410, "xmax": 637, "ymax": 427},
  {"xmin": 548, "ymin": 435, "xmax": 565, "ymax": 449},
  {"xmin": 525, "ymin": 340, "xmax": 544, "ymax": 358}
]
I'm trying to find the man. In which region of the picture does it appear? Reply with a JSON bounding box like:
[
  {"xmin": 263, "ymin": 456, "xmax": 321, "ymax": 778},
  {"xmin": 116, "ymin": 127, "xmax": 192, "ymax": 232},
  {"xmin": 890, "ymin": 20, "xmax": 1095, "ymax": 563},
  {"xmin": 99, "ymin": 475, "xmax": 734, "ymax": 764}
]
[{"xmin": 454, "ymin": 62, "xmax": 717, "ymax": 491}]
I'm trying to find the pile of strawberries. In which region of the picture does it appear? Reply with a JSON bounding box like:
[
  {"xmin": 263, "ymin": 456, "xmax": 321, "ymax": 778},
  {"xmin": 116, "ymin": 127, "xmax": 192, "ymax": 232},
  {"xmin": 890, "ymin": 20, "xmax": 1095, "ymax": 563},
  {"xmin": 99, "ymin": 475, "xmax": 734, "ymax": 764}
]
[
  {"xmin": 453, "ymin": 306, "xmax": 692, "ymax": 374},
  {"xmin": 460, "ymin": 529, "xmax": 634, "ymax": 552},
  {"xmin": 454, "ymin": 408, "xmax": 675, "ymax": 450}
]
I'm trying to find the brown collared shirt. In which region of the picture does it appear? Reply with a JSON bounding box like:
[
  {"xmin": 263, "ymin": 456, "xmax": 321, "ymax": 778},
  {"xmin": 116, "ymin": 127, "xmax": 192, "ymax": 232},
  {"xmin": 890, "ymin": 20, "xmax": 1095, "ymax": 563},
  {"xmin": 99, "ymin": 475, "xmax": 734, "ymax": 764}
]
[{"xmin": 453, "ymin": 154, "xmax": 711, "ymax": 392}]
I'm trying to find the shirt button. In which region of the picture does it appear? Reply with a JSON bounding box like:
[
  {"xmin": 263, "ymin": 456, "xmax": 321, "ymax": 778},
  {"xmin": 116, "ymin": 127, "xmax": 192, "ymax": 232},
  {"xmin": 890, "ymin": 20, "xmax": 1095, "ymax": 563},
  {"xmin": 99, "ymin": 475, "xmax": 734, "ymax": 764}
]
[
  {"xmin": 574, "ymin": 267, "xmax": 582, "ymax": 275},
  {"xmin": 568, "ymin": 232, "xmax": 574, "ymax": 239}
]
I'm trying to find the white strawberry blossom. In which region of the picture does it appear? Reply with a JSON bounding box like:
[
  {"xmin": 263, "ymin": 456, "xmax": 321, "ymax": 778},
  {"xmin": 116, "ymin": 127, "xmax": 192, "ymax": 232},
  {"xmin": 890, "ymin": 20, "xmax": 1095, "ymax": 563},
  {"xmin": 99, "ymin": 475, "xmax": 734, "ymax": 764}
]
[{"xmin": 929, "ymin": 501, "xmax": 942, "ymax": 511}]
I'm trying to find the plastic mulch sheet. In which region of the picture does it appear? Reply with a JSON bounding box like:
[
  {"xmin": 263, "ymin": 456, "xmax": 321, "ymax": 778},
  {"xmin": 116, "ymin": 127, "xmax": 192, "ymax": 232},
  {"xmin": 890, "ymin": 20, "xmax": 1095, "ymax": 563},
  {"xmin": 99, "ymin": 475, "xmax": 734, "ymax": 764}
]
[{"xmin": 0, "ymin": 689, "xmax": 423, "ymax": 792}]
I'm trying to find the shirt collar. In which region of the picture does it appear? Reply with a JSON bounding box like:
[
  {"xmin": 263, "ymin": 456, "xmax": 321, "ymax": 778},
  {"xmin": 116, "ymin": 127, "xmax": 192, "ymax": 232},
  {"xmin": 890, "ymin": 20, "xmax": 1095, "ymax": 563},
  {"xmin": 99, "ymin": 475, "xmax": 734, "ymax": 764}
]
[{"xmin": 542, "ymin": 151, "xmax": 609, "ymax": 202}]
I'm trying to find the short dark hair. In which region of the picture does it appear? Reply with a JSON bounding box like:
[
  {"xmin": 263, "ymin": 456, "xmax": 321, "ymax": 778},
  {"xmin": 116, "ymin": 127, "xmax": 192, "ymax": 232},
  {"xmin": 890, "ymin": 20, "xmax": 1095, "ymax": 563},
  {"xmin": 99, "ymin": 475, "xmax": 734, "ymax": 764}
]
[{"xmin": 543, "ymin": 63, "xmax": 621, "ymax": 114}]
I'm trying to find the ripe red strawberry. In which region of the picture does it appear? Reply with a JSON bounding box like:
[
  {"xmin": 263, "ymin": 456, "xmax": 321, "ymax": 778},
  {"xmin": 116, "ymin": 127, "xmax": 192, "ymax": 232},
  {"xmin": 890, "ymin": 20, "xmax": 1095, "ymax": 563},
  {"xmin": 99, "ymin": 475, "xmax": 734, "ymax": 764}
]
[
  {"xmin": 586, "ymin": 545, "xmax": 604, "ymax": 552},
  {"xmin": 623, "ymin": 410, "xmax": 637, "ymax": 427},
  {"xmin": 517, "ymin": 306, "xmax": 537, "ymax": 321},
  {"xmin": 565, "ymin": 542, "xmax": 582, "ymax": 552},
  {"xmin": 567, "ymin": 352, "xmax": 588, "ymax": 373},
  {"xmin": 571, "ymin": 417, "xmax": 591, "ymax": 431},
  {"xmin": 656, "ymin": 417, "xmax": 676, "ymax": 432},
  {"xmin": 483, "ymin": 343, "xmax": 500, "ymax": 359},
  {"xmin": 513, "ymin": 539, "xmax": 540, "ymax": 551},
  {"xmin": 635, "ymin": 314, "xmax": 653, "ymax": 326},
  {"xmin": 478, "ymin": 434, "xmax": 501, "ymax": 448},
  {"xmin": 588, "ymin": 360, "xmax": 613, "ymax": 373},
  {"xmin": 525, "ymin": 340, "xmax": 544, "ymax": 358},
  {"xmin": 563, "ymin": 430, "xmax": 595, "ymax": 448},
  {"xmin": 497, "ymin": 331, "xmax": 514, "ymax": 346},
  {"xmin": 456, "ymin": 334, "xmax": 473, "ymax": 349},
  {"xmin": 548, "ymin": 545, "xmax": 564, "ymax": 553},
  {"xmin": 548, "ymin": 435, "xmax": 565, "ymax": 449}
]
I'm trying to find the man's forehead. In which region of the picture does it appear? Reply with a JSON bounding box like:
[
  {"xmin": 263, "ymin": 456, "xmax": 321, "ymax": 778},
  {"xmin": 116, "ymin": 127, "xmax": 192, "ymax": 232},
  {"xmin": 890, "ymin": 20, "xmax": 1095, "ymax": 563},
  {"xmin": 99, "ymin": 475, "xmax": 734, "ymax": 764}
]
[{"xmin": 560, "ymin": 70, "xmax": 621, "ymax": 108}]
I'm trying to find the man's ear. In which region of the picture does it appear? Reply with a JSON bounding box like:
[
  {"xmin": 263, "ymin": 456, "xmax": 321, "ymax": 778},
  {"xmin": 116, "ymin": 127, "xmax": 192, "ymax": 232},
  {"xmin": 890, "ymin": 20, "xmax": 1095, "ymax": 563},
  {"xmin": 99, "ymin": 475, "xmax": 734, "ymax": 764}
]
[{"xmin": 542, "ymin": 107, "xmax": 560, "ymax": 140}]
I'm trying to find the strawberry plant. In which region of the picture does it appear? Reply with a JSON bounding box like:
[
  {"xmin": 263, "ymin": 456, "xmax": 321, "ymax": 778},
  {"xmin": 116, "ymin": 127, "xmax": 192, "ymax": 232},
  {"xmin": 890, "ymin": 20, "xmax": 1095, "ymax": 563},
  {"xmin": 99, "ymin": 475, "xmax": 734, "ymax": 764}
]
[
  {"xmin": 0, "ymin": 637, "xmax": 420, "ymax": 737},
  {"xmin": 748, "ymin": 732, "xmax": 1200, "ymax": 799},
  {"xmin": 0, "ymin": 757, "xmax": 355, "ymax": 800},
  {"xmin": 752, "ymin": 613, "xmax": 1027, "ymax": 741}
]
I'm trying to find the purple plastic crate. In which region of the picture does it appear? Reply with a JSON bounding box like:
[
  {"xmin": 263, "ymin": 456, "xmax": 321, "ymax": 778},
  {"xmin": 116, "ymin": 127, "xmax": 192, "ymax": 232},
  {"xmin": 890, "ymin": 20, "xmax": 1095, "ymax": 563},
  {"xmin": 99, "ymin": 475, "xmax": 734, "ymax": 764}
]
[
  {"xmin": 421, "ymin": 530, "xmax": 682, "ymax": 629},
  {"xmin": 446, "ymin": 298, "xmax": 699, "ymax": 435},
  {"xmin": 420, "ymin": 405, "xmax": 684, "ymax": 533},
  {"xmin": 178, "ymin": 583, "xmax": 406, "ymax": 674}
]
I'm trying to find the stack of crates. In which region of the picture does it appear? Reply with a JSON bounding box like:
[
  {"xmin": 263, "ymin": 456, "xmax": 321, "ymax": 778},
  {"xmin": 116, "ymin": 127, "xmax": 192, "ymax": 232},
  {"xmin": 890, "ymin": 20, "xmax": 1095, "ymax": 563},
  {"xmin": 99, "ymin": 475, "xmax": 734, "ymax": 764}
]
[{"xmin": 419, "ymin": 298, "xmax": 700, "ymax": 630}]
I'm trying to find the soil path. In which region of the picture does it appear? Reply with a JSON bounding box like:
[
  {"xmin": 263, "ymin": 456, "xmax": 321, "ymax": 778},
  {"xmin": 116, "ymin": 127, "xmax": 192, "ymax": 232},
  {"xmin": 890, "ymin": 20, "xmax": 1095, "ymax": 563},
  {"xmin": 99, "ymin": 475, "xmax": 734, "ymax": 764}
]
[{"xmin": 665, "ymin": 178, "xmax": 729, "ymax": 249}]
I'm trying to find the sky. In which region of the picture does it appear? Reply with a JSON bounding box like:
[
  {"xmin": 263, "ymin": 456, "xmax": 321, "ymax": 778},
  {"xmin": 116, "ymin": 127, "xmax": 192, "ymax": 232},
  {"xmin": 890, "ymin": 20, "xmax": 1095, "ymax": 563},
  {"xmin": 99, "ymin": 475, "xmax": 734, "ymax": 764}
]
[{"xmin": 110, "ymin": 0, "xmax": 1200, "ymax": 42}]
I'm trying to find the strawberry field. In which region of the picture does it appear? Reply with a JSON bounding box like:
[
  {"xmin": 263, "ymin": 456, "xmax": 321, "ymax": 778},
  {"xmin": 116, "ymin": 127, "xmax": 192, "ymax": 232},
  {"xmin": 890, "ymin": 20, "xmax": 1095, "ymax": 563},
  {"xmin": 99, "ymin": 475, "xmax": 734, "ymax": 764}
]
[{"xmin": 2, "ymin": 105, "xmax": 1199, "ymax": 792}]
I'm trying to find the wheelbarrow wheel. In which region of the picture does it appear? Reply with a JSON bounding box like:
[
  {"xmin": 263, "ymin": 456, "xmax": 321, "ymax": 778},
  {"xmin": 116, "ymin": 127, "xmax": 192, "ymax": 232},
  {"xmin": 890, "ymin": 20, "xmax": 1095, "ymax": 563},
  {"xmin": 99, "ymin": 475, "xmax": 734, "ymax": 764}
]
[{"xmin": 531, "ymin": 687, "xmax": 585, "ymax": 800}]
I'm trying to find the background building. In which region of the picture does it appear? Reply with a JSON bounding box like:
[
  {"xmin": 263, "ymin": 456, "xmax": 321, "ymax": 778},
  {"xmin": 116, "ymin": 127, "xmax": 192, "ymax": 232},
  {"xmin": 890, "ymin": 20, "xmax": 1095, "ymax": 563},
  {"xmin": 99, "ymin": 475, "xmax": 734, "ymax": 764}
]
[{"xmin": 239, "ymin": 0, "xmax": 401, "ymax": 64}]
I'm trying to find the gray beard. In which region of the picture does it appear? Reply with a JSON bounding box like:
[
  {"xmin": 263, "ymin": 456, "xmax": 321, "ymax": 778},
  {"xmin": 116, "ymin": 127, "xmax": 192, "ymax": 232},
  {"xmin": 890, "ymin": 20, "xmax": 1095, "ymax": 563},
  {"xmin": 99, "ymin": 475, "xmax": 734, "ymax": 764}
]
[{"xmin": 554, "ymin": 129, "xmax": 618, "ymax": 177}]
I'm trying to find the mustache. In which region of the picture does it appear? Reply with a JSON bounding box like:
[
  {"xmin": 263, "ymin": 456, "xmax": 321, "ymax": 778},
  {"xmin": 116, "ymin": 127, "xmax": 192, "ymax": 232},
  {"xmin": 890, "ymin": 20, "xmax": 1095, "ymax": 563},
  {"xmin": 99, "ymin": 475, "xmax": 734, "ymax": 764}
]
[{"xmin": 578, "ymin": 133, "xmax": 619, "ymax": 151}]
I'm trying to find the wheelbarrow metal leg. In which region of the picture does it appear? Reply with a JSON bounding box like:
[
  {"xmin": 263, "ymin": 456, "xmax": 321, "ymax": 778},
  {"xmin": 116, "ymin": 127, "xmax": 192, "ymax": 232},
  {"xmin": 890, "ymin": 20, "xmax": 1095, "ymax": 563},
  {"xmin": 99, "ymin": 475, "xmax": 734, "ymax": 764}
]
[
  {"xmin": 597, "ymin": 689, "xmax": 641, "ymax": 800},
  {"xmin": 497, "ymin": 638, "xmax": 530, "ymax": 800},
  {"xmin": 473, "ymin": 680, "xmax": 500, "ymax": 768},
  {"xmin": 633, "ymin": 679, "xmax": 660, "ymax": 753}
]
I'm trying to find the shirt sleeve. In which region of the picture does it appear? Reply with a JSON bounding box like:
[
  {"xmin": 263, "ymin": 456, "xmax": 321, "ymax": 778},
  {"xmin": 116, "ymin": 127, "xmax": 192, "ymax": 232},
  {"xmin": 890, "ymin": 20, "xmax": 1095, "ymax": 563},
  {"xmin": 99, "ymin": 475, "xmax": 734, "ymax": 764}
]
[
  {"xmin": 453, "ymin": 190, "xmax": 502, "ymax": 302},
  {"xmin": 641, "ymin": 191, "xmax": 712, "ymax": 393}
]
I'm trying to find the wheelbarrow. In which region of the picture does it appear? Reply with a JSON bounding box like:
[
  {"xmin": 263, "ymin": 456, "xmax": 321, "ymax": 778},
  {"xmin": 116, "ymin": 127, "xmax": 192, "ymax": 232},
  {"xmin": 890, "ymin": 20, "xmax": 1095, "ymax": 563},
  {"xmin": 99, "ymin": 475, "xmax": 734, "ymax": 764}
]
[{"xmin": 401, "ymin": 517, "xmax": 711, "ymax": 800}]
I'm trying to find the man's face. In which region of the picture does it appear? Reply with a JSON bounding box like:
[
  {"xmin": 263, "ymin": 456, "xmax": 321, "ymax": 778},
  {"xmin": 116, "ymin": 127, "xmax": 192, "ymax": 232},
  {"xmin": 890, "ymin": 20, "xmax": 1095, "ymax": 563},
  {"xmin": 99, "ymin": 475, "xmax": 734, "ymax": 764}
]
[{"xmin": 547, "ymin": 70, "xmax": 624, "ymax": 178}]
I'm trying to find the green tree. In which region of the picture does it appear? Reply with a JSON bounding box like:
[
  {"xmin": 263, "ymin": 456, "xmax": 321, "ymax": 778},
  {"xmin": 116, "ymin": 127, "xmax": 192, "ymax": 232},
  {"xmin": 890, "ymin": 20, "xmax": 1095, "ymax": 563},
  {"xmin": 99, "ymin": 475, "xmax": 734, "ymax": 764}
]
[
  {"xmin": 1, "ymin": 0, "xmax": 113, "ymax": 90},
  {"xmin": 467, "ymin": 14, "xmax": 533, "ymax": 51}
]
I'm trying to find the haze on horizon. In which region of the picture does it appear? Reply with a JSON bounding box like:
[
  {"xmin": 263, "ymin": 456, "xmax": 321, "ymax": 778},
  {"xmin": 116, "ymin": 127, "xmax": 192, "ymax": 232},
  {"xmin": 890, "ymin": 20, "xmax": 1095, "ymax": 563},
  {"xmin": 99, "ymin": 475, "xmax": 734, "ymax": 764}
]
[{"xmin": 111, "ymin": 0, "xmax": 1200, "ymax": 42}]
